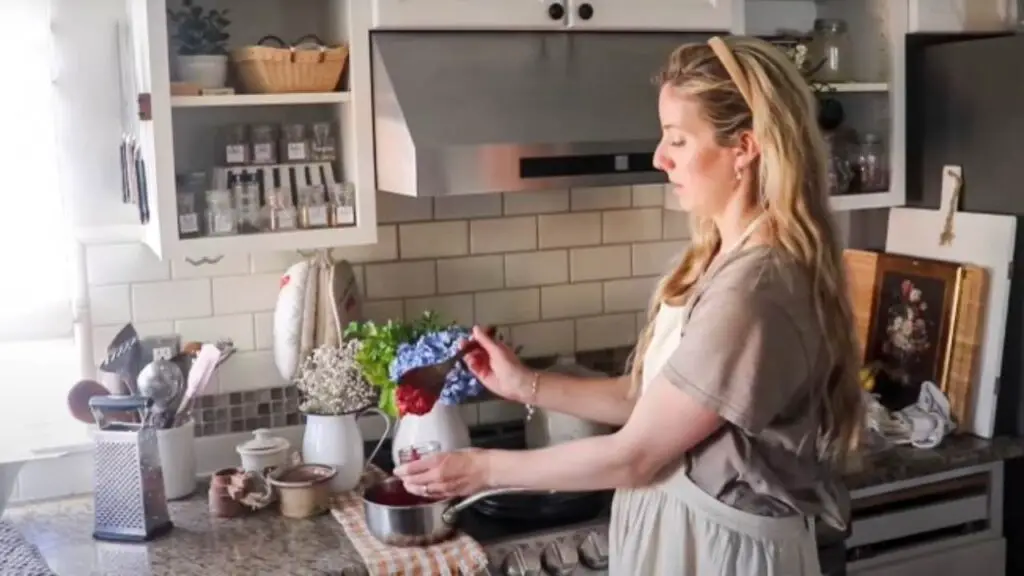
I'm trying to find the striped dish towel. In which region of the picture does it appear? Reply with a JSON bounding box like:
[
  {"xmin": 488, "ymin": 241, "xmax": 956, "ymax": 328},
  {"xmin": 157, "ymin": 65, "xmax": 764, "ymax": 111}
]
[{"xmin": 331, "ymin": 467, "xmax": 488, "ymax": 575}]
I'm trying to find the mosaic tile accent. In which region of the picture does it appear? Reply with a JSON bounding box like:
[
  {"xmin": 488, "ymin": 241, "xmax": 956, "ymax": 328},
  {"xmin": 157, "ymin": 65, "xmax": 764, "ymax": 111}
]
[{"xmin": 191, "ymin": 346, "xmax": 632, "ymax": 438}]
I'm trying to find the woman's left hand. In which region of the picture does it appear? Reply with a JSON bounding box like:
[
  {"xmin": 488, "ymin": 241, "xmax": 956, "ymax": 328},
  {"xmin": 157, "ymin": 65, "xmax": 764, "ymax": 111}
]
[{"xmin": 394, "ymin": 448, "xmax": 490, "ymax": 499}]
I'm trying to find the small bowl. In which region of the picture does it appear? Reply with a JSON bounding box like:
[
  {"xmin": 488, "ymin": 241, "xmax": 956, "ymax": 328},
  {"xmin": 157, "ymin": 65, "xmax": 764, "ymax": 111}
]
[{"xmin": 266, "ymin": 464, "xmax": 337, "ymax": 519}]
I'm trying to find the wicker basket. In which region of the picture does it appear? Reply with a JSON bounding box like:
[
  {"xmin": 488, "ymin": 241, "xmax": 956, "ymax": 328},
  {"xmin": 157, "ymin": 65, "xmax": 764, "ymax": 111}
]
[{"xmin": 231, "ymin": 35, "xmax": 348, "ymax": 94}]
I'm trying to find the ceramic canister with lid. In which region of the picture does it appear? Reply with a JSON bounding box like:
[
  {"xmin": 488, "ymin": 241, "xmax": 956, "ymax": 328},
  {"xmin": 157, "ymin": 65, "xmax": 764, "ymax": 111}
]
[{"xmin": 236, "ymin": 429, "xmax": 291, "ymax": 473}]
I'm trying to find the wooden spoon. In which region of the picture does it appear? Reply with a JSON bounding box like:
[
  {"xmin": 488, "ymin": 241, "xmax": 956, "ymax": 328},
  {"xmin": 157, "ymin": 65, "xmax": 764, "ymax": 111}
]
[{"xmin": 396, "ymin": 327, "xmax": 496, "ymax": 396}]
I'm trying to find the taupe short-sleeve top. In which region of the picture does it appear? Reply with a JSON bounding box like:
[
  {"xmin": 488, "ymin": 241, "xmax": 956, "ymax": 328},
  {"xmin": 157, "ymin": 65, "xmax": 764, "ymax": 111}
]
[{"xmin": 657, "ymin": 245, "xmax": 849, "ymax": 530}]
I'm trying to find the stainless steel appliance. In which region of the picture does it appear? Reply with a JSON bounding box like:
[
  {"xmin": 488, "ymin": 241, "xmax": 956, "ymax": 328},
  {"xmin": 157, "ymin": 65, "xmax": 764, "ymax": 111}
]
[
  {"xmin": 90, "ymin": 395, "xmax": 173, "ymax": 542},
  {"xmin": 371, "ymin": 31, "xmax": 712, "ymax": 197}
]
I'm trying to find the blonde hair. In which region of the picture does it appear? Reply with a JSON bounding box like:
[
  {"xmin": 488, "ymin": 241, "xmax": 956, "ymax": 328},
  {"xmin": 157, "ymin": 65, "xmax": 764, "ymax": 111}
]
[{"xmin": 629, "ymin": 36, "xmax": 863, "ymax": 466}]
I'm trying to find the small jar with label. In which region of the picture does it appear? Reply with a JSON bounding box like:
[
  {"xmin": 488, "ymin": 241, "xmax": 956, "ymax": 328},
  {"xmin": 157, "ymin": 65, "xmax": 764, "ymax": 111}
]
[
  {"xmin": 234, "ymin": 171, "xmax": 264, "ymax": 233},
  {"xmin": 328, "ymin": 182, "xmax": 356, "ymax": 227},
  {"xmin": 297, "ymin": 185, "xmax": 330, "ymax": 228},
  {"xmin": 176, "ymin": 172, "xmax": 206, "ymax": 239},
  {"xmin": 265, "ymin": 169, "xmax": 297, "ymax": 231},
  {"xmin": 205, "ymin": 188, "xmax": 237, "ymax": 236},
  {"xmin": 223, "ymin": 125, "xmax": 251, "ymax": 165},
  {"xmin": 310, "ymin": 122, "xmax": 337, "ymax": 162},
  {"xmin": 281, "ymin": 123, "xmax": 310, "ymax": 163},
  {"xmin": 250, "ymin": 124, "xmax": 278, "ymax": 165}
]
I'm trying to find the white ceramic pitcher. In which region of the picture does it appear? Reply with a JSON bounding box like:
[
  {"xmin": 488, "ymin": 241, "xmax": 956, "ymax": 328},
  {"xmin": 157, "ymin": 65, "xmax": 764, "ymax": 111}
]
[
  {"xmin": 391, "ymin": 403, "xmax": 471, "ymax": 467},
  {"xmin": 302, "ymin": 408, "xmax": 391, "ymax": 493}
]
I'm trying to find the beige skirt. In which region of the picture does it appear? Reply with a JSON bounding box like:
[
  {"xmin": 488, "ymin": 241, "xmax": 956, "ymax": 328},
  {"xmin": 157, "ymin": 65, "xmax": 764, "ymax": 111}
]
[{"xmin": 609, "ymin": 471, "xmax": 821, "ymax": 576}]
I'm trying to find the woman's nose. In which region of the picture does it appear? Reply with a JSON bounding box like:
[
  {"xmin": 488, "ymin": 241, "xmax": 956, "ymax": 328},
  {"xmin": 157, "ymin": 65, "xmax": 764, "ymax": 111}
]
[{"xmin": 653, "ymin": 148, "xmax": 673, "ymax": 172}]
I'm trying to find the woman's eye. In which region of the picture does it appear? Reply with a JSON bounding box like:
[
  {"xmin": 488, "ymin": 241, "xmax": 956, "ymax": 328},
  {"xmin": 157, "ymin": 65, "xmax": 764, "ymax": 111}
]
[{"xmin": 669, "ymin": 140, "xmax": 685, "ymax": 147}]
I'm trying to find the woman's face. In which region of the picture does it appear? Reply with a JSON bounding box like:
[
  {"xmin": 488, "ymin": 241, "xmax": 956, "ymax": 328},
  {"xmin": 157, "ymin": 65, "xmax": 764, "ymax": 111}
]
[{"xmin": 653, "ymin": 85, "xmax": 743, "ymax": 217}]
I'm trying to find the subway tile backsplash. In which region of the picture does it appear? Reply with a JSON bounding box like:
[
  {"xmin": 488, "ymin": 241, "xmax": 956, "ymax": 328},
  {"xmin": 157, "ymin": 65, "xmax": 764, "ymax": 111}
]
[{"xmin": 85, "ymin": 185, "xmax": 685, "ymax": 436}]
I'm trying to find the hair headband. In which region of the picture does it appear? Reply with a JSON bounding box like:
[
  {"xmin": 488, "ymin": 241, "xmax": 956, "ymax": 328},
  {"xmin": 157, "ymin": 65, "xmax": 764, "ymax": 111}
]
[{"xmin": 707, "ymin": 36, "xmax": 754, "ymax": 110}]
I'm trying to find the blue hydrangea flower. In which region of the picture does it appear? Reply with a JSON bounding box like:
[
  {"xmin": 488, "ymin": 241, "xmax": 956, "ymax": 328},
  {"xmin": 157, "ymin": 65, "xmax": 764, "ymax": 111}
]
[{"xmin": 388, "ymin": 326, "xmax": 485, "ymax": 405}]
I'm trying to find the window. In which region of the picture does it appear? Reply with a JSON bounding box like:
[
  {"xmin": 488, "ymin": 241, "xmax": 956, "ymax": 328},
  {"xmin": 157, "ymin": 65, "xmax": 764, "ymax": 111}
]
[{"xmin": 0, "ymin": 0, "xmax": 87, "ymax": 450}]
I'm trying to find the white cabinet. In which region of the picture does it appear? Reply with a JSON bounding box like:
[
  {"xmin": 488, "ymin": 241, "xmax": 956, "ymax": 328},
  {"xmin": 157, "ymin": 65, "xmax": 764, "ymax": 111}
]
[
  {"xmin": 372, "ymin": 0, "xmax": 737, "ymax": 31},
  {"xmin": 567, "ymin": 0, "xmax": 734, "ymax": 31},
  {"xmin": 849, "ymin": 537, "xmax": 1005, "ymax": 576},
  {"xmin": 908, "ymin": 0, "xmax": 1013, "ymax": 33},
  {"xmin": 373, "ymin": 0, "xmax": 567, "ymax": 29},
  {"xmin": 119, "ymin": 0, "xmax": 378, "ymax": 260}
]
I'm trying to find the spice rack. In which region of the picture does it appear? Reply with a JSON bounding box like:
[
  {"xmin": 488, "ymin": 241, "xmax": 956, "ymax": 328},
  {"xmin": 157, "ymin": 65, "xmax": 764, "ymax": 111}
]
[{"xmin": 119, "ymin": 0, "xmax": 377, "ymax": 260}]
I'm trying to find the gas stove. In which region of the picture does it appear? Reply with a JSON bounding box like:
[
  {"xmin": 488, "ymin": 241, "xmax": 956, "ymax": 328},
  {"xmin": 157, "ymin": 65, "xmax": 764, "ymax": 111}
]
[{"xmin": 478, "ymin": 516, "xmax": 610, "ymax": 575}]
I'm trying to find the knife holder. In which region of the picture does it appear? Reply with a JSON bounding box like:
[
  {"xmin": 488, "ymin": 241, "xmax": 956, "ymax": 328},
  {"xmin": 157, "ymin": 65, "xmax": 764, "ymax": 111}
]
[{"xmin": 90, "ymin": 395, "xmax": 173, "ymax": 542}]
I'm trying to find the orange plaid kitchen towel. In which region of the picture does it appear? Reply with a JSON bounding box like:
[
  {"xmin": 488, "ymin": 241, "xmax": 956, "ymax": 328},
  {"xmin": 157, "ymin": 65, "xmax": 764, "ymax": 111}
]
[{"xmin": 331, "ymin": 466, "xmax": 488, "ymax": 576}]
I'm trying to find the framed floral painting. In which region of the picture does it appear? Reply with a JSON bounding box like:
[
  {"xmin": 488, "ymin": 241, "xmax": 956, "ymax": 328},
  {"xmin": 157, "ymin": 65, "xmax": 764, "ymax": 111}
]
[{"xmin": 863, "ymin": 253, "xmax": 963, "ymax": 409}]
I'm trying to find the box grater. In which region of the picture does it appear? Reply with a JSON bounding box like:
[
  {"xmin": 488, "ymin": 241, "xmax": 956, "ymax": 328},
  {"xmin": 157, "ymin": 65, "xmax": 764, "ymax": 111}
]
[{"xmin": 89, "ymin": 395, "xmax": 173, "ymax": 542}]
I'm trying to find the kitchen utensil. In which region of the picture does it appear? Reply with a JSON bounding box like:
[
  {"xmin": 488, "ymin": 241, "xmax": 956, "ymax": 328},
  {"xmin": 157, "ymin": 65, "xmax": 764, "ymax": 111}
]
[
  {"xmin": 395, "ymin": 327, "xmax": 496, "ymax": 397},
  {"xmin": 236, "ymin": 429, "xmax": 292, "ymax": 473},
  {"xmin": 137, "ymin": 358, "xmax": 185, "ymax": 428},
  {"xmin": 174, "ymin": 344, "xmax": 222, "ymax": 425},
  {"xmin": 99, "ymin": 324, "xmax": 143, "ymax": 397},
  {"xmin": 67, "ymin": 379, "xmax": 112, "ymax": 424},
  {"xmin": 134, "ymin": 143, "xmax": 150, "ymax": 224},
  {"xmin": 266, "ymin": 463, "xmax": 337, "ymax": 519},
  {"xmin": 362, "ymin": 477, "xmax": 537, "ymax": 547},
  {"xmin": 89, "ymin": 395, "xmax": 173, "ymax": 542}
]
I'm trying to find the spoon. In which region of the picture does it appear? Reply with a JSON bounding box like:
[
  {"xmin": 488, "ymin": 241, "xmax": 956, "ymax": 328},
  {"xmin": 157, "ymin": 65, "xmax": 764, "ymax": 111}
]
[{"xmin": 396, "ymin": 327, "xmax": 496, "ymax": 396}]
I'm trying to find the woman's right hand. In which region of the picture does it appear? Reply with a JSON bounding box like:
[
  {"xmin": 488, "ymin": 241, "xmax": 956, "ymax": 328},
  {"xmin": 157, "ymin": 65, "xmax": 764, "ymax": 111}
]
[{"xmin": 462, "ymin": 326, "xmax": 535, "ymax": 404}]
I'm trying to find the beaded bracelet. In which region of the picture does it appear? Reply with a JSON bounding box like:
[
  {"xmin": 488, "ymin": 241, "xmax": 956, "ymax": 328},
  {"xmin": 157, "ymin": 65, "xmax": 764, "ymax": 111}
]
[{"xmin": 524, "ymin": 371, "xmax": 539, "ymax": 421}]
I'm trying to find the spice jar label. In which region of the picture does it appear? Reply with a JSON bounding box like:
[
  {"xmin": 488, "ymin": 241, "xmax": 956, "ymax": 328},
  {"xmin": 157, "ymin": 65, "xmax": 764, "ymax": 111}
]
[
  {"xmin": 278, "ymin": 210, "xmax": 297, "ymax": 230},
  {"xmin": 253, "ymin": 143, "xmax": 275, "ymax": 164},
  {"xmin": 213, "ymin": 214, "xmax": 235, "ymax": 234},
  {"xmin": 286, "ymin": 143, "xmax": 308, "ymax": 162},
  {"xmin": 307, "ymin": 206, "xmax": 328, "ymax": 227},
  {"xmin": 179, "ymin": 213, "xmax": 199, "ymax": 235},
  {"xmin": 226, "ymin": 144, "xmax": 247, "ymax": 164},
  {"xmin": 333, "ymin": 205, "xmax": 355, "ymax": 226}
]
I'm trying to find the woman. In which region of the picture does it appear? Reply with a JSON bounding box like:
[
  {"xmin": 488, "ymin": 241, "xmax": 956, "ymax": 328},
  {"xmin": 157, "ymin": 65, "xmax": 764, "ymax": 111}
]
[{"xmin": 396, "ymin": 35, "xmax": 863, "ymax": 575}]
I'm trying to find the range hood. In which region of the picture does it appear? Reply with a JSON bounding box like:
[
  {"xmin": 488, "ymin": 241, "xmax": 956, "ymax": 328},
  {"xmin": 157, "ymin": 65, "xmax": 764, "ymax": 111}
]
[{"xmin": 371, "ymin": 31, "xmax": 710, "ymax": 197}]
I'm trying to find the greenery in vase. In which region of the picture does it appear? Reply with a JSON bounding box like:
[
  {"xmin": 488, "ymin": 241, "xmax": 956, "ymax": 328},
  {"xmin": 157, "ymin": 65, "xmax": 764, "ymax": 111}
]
[
  {"xmin": 344, "ymin": 311, "xmax": 451, "ymax": 418},
  {"xmin": 167, "ymin": 0, "xmax": 231, "ymax": 56}
]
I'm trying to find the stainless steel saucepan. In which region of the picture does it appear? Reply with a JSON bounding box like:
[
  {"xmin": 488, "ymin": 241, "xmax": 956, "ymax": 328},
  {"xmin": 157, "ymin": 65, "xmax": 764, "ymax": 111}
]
[{"xmin": 362, "ymin": 477, "xmax": 540, "ymax": 547}]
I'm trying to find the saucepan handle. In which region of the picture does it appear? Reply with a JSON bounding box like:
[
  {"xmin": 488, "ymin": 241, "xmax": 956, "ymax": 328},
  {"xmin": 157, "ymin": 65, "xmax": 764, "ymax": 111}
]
[{"xmin": 441, "ymin": 487, "xmax": 555, "ymax": 524}]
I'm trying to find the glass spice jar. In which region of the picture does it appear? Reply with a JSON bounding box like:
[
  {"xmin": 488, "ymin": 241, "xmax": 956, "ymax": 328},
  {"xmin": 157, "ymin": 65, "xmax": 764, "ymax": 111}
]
[
  {"xmin": 223, "ymin": 125, "xmax": 250, "ymax": 166},
  {"xmin": 328, "ymin": 182, "xmax": 356, "ymax": 227},
  {"xmin": 310, "ymin": 122, "xmax": 337, "ymax": 162},
  {"xmin": 234, "ymin": 171, "xmax": 264, "ymax": 233},
  {"xmin": 297, "ymin": 185, "xmax": 330, "ymax": 228},
  {"xmin": 250, "ymin": 124, "xmax": 278, "ymax": 165},
  {"xmin": 281, "ymin": 123, "xmax": 310, "ymax": 163},
  {"xmin": 397, "ymin": 442, "xmax": 442, "ymax": 464},
  {"xmin": 176, "ymin": 172, "xmax": 206, "ymax": 239},
  {"xmin": 205, "ymin": 188, "xmax": 237, "ymax": 236}
]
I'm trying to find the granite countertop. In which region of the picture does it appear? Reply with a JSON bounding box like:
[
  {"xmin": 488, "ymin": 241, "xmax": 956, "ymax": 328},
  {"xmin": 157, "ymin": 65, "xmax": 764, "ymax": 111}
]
[{"xmin": 6, "ymin": 434, "xmax": 1024, "ymax": 576}]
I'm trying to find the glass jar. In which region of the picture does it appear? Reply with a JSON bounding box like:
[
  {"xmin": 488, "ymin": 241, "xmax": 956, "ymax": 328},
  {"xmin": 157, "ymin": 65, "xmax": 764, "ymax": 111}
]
[
  {"xmin": 328, "ymin": 182, "xmax": 356, "ymax": 227},
  {"xmin": 250, "ymin": 124, "xmax": 278, "ymax": 165},
  {"xmin": 825, "ymin": 133, "xmax": 853, "ymax": 195},
  {"xmin": 223, "ymin": 125, "xmax": 250, "ymax": 165},
  {"xmin": 310, "ymin": 122, "xmax": 337, "ymax": 162},
  {"xmin": 854, "ymin": 133, "xmax": 890, "ymax": 193},
  {"xmin": 397, "ymin": 442, "xmax": 442, "ymax": 464},
  {"xmin": 297, "ymin": 185, "xmax": 329, "ymax": 228},
  {"xmin": 175, "ymin": 172, "xmax": 206, "ymax": 239},
  {"xmin": 234, "ymin": 172, "xmax": 263, "ymax": 233},
  {"xmin": 281, "ymin": 123, "xmax": 309, "ymax": 163},
  {"xmin": 205, "ymin": 188, "xmax": 237, "ymax": 236},
  {"xmin": 808, "ymin": 19, "xmax": 851, "ymax": 83}
]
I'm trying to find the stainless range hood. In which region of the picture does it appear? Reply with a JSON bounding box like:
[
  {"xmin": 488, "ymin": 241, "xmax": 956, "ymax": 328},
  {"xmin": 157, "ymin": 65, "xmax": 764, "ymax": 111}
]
[{"xmin": 371, "ymin": 31, "xmax": 710, "ymax": 197}]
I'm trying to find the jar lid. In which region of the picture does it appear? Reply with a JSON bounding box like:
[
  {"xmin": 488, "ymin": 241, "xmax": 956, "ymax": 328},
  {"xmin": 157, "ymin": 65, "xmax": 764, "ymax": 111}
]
[{"xmin": 236, "ymin": 429, "xmax": 290, "ymax": 456}]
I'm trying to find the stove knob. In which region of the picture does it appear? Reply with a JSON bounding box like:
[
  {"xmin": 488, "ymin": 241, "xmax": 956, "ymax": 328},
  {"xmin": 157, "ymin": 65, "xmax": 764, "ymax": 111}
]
[
  {"xmin": 502, "ymin": 546, "xmax": 542, "ymax": 576},
  {"xmin": 579, "ymin": 530, "xmax": 610, "ymax": 570},
  {"xmin": 541, "ymin": 541, "xmax": 579, "ymax": 576}
]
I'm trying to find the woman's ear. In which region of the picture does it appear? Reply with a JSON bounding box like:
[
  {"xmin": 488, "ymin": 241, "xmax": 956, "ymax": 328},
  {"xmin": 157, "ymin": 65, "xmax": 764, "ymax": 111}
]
[{"xmin": 733, "ymin": 130, "xmax": 760, "ymax": 172}]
